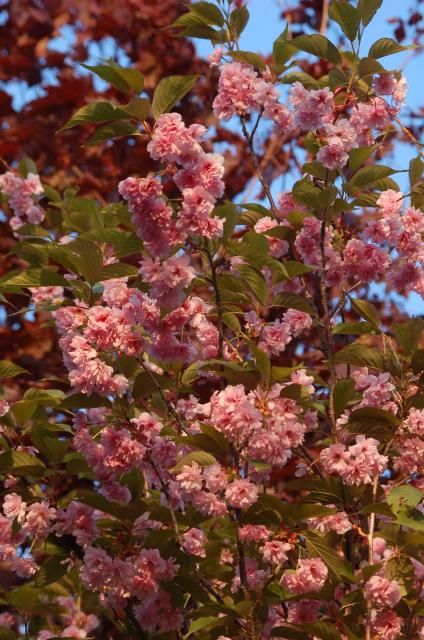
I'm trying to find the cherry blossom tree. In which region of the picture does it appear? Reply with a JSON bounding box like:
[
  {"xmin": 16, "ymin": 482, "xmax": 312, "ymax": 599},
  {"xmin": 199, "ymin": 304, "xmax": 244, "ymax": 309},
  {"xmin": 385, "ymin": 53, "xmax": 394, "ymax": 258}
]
[{"xmin": 0, "ymin": 1, "xmax": 424, "ymax": 639}]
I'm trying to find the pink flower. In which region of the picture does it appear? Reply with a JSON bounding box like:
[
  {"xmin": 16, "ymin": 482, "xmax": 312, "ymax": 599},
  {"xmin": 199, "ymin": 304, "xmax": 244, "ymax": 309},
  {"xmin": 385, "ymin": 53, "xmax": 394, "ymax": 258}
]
[
  {"xmin": 282, "ymin": 557, "xmax": 328, "ymax": 594},
  {"xmin": 316, "ymin": 137, "xmax": 349, "ymax": 170},
  {"xmin": 259, "ymin": 319, "xmax": 292, "ymax": 355},
  {"xmin": 0, "ymin": 399, "xmax": 9, "ymax": 416},
  {"xmin": 213, "ymin": 62, "xmax": 261, "ymax": 120},
  {"xmin": 308, "ymin": 509, "xmax": 351, "ymax": 535},
  {"xmin": 176, "ymin": 462, "xmax": 203, "ymax": 495},
  {"xmin": 208, "ymin": 47, "xmax": 223, "ymax": 66},
  {"xmin": 364, "ymin": 575, "xmax": 401, "ymax": 608},
  {"xmin": 3, "ymin": 493, "xmax": 26, "ymax": 524},
  {"xmin": 238, "ymin": 524, "xmax": 271, "ymax": 543},
  {"xmin": 134, "ymin": 590, "xmax": 183, "ymax": 633},
  {"xmin": 402, "ymin": 408, "xmax": 424, "ymax": 436},
  {"xmin": 320, "ymin": 443, "xmax": 349, "ymax": 475},
  {"xmin": 147, "ymin": 112, "xmax": 205, "ymax": 165},
  {"xmin": 55, "ymin": 502, "xmax": 99, "ymax": 547},
  {"xmin": 81, "ymin": 547, "xmax": 113, "ymax": 590},
  {"xmin": 289, "ymin": 82, "xmax": 334, "ymax": 130},
  {"xmin": 225, "ymin": 478, "xmax": 258, "ymax": 509},
  {"xmin": 371, "ymin": 611, "xmax": 402, "ymax": 640},
  {"xmin": 254, "ymin": 216, "xmax": 288, "ymax": 258},
  {"xmin": 260, "ymin": 541, "xmax": 291, "ymax": 566},
  {"xmin": 343, "ymin": 239, "xmax": 389, "ymax": 283},
  {"xmin": 377, "ymin": 189, "xmax": 403, "ymax": 215},
  {"xmin": 287, "ymin": 599, "xmax": 321, "ymax": 623},
  {"xmin": 182, "ymin": 528, "xmax": 206, "ymax": 557},
  {"xmin": 210, "ymin": 384, "xmax": 262, "ymax": 442},
  {"xmin": 139, "ymin": 254, "xmax": 195, "ymax": 309},
  {"xmin": 24, "ymin": 501, "xmax": 56, "ymax": 539},
  {"xmin": 283, "ymin": 309, "xmax": 312, "ymax": 336}
]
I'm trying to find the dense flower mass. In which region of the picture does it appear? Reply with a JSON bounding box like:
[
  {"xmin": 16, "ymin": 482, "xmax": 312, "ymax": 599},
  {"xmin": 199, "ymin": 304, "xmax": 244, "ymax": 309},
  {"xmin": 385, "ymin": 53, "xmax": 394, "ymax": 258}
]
[{"xmin": 0, "ymin": 2, "xmax": 424, "ymax": 640}]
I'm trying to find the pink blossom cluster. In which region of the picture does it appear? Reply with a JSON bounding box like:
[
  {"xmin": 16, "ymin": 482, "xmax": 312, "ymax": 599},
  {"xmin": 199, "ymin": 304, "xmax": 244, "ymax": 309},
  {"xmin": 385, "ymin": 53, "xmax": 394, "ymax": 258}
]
[
  {"xmin": 364, "ymin": 575, "xmax": 401, "ymax": 608},
  {"xmin": 352, "ymin": 367, "xmax": 396, "ymax": 411},
  {"xmin": 36, "ymin": 596, "xmax": 99, "ymax": 639},
  {"xmin": 0, "ymin": 170, "xmax": 44, "ymax": 231},
  {"xmin": 294, "ymin": 185, "xmax": 424, "ymax": 292},
  {"xmin": 281, "ymin": 557, "xmax": 328, "ymax": 594},
  {"xmin": 366, "ymin": 189, "xmax": 424, "ymax": 296},
  {"xmin": 208, "ymin": 378, "xmax": 316, "ymax": 467},
  {"xmin": 119, "ymin": 111, "xmax": 224, "ymax": 257},
  {"xmin": 73, "ymin": 409, "xmax": 178, "ymax": 503},
  {"xmin": 55, "ymin": 278, "xmax": 219, "ymax": 395},
  {"xmin": 213, "ymin": 62, "xmax": 292, "ymax": 131},
  {"xmin": 257, "ymin": 311, "xmax": 312, "ymax": 355},
  {"xmin": 29, "ymin": 285, "xmax": 64, "ymax": 306},
  {"xmin": 1, "ymin": 495, "xmax": 56, "ymax": 578},
  {"xmin": 308, "ymin": 507, "xmax": 352, "ymax": 535},
  {"xmin": 320, "ymin": 436, "xmax": 388, "ymax": 485},
  {"xmin": 81, "ymin": 545, "xmax": 182, "ymax": 628}
]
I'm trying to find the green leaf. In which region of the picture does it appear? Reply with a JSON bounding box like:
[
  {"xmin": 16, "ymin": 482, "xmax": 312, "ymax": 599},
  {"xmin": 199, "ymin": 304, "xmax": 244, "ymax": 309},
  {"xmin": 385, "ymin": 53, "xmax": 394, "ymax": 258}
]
[
  {"xmin": 357, "ymin": 57, "xmax": 385, "ymax": 77},
  {"xmin": 59, "ymin": 393, "xmax": 112, "ymax": 409},
  {"xmin": 12, "ymin": 400, "xmax": 37, "ymax": 423},
  {"xmin": 348, "ymin": 164, "xmax": 396, "ymax": 190},
  {"xmin": 172, "ymin": 451, "xmax": 217, "ymax": 473},
  {"xmin": 0, "ymin": 360, "xmax": 28, "ymax": 379},
  {"xmin": 100, "ymin": 263, "xmax": 139, "ymax": 280},
  {"xmin": 368, "ymin": 37, "xmax": 411, "ymax": 59},
  {"xmin": 334, "ymin": 343, "xmax": 385, "ymax": 369},
  {"xmin": 346, "ymin": 407, "xmax": 400, "ymax": 441},
  {"xmin": 18, "ymin": 156, "xmax": 38, "ymax": 177},
  {"xmin": 250, "ymin": 344, "xmax": 271, "ymax": 382},
  {"xmin": 190, "ymin": 2, "xmax": 225, "ymax": 26},
  {"xmin": 230, "ymin": 5, "xmax": 249, "ymax": 36},
  {"xmin": 237, "ymin": 264, "xmax": 268, "ymax": 305},
  {"xmin": 412, "ymin": 349, "xmax": 424, "ymax": 374},
  {"xmin": 333, "ymin": 377, "xmax": 356, "ymax": 417},
  {"xmin": 392, "ymin": 319, "xmax": 424, "ymax": 354},
  {"xmin": 299, "ymin": 622, "xmax": 341, "ymax": 640},
  {"xmin": 223, "ymin": 312, "xmax": 241, "ymax": 333},
  {"xmin": 281, "ymin": 71, "xmax": 320, "ymax": 89},
  {"xmin": 387, "ymin": 486, "xmax": 424, "ymax": 531},
  {"xmin": 292, "ymin": 179, "xmax": 322, "ymax": 209},
  {"xmin": 0, "ymin": 268, "xmax": 67, "ymax": 289},
  {"xmin": 273, "ymin": 28, "xmax": 296, "ymax": 66},
  {"xmin": 152, "ymin": 75, "xmax": 199, "ymax": 119},
  {"xmin": 124, "ymin": 97, "xmax": 151, "ymax": 121},
  {"xmin": 358, "ymin": 0, "xmax": 383, "ymax": 26},
  {"xmin": 186, "ymin": 616, "xmax": 229, "ymax": 636},
  {"xmin": 33, "ymin": 555, "xmax": 68, "ymax": 587},
  {"xmin": 82, "ymin": 62, "xmax": 144, "ymax": 93},
  {"xmin": 229, "ymin": 50, "xmax": 266, "ymax": 69},
  {"xmin": 59, "ymin": 102, "xmax": 135, "ymax": 131},
  {"xmin": 303, "ymin": 531, "xmax": 356, "ymax": 582},
  {"xmin": 86, "ymin": 121, "xmax": 139, "ymax": 145},
  {"xmin": 348, "ymin": 145, "xmax": 377, "ymax": 172},
  {"xmin": 409, "ymin": 156, "xmax": 424, "ymax": 188},
  {"xmin": 332, "ymin": 321, "xmax": 375, "ymax": 335},
  {"xmin": 350, "ymin": 298, "xmax": 380, "ymax": 329},
  {"xmin": 329, "ymin": 1, "xmax": 360, "ymax": 41},
  {"xmin": 0, "ymin": 450, "xmax": 45, "ymax": 476},
  {"xmin": 274, "ymin": 292, "xmax": 315, "ymax": 315},
  {"xmin": 387, "ymin": 485, "xmax": 423, "ymax": 512},
  {"xmin": 65, "ymin": 239, "xmax": 104, "ymax": 284},
  {"xmin": 30, "ymin": 426, "xmax": 69, "ymax": 464},
  {"xmin": 290, "ymin": 34, "xmax": 342, "ymax": 64}
]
